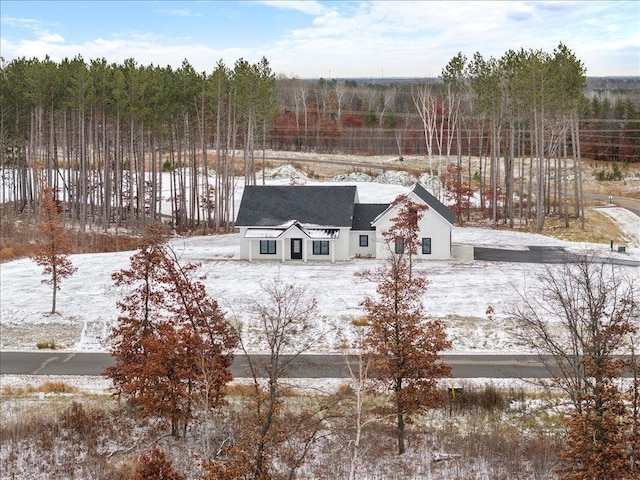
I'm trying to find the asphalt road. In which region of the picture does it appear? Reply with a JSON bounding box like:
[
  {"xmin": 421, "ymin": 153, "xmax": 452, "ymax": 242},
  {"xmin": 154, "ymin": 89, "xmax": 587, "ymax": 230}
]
[
  {"xmin": 0, "ymin": 351, "xmax": 626, "ymax": 379},
  {"xmin": 586, "ymin": 193, "xmax": 640, "ymax": 216}
]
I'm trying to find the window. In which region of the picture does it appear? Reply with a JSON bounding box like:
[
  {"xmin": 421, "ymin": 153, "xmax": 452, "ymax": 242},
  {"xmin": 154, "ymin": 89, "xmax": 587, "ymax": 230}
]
[
  {"xmin": 359, "ymin": 235, "xmax": 369, "ymax": 247},
  {"xmin": 260, "ymin": 240, "xmax": 276, "ymax": 254},
  {"xmin": 422, "ymin": 237, "xmax": 432, "ymax": 255},
  {"xmin": 394, "ymin": 237, "xmax": 404, "ymax": 255},
  {"xmin": 312, "ymin": 240, "xmax": 329, "ymax": 255}
]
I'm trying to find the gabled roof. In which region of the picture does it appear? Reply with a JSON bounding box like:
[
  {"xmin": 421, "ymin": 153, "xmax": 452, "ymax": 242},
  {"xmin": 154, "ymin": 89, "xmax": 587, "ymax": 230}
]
[
  {"xmin": 371, "ymin": 183, "xmax": 456, "ymax": 226},
  {"xmin": 235, "ymin": 185, "xmax": 358, "ymax": 227},
  {"xmin": 352, "ymin": 203, "xmax": 389, "ymax": 230},
  {"xmin": 410, "ymin": 183, "xmax": 456, "ymax": 225}
]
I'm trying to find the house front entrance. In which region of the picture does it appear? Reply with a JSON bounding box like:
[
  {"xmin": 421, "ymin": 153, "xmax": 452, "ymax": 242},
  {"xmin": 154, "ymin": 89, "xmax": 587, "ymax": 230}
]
[{"xmin": 291, "ymin": 238, "xmax": 303, "ymax": 259}]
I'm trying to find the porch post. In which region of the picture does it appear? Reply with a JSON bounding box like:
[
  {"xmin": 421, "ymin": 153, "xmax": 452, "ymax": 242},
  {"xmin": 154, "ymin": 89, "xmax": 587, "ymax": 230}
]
[
  {"xmin": 281, "ymin": 239, "xmax": 285, "ymax": 262},
  {"xmin": 248, "ymin": 239, "xmax": 252, "ymax": 262},
  {"xmin": 331, "ymin": 240, "xmax": 335, "ymax": 263},
  {"xmin": 303, "ymin": 239, "xmax": 308, "ymax": 263}
]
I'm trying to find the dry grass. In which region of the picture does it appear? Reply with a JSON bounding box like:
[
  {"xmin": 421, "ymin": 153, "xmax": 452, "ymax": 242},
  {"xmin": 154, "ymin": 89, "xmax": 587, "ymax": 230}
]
[
  {"xmin": 463, "ymin": 209, "xmax": 629, "ymax": 245},
  {"xmin": 0, "ymin": 395, "xmax": 140, "ymax": 480},
  {"xmin": 223, "ymin": 382, "xmax": 256, "ymax": 397},
  {"xmin": 39, "ymin": 381, "xmax": 79, "ymax": 394},
  {"xmin": 536, "ymin": 209, "xmax": 629, "ymax": 244},
  {"xmin": 0, "ymin": 244, "xmax": 34, "ymax": 262},
  {"xmin": 0, "ymin": 383, "xmax": 567, "ymax": 479},
  {"xmin": 1, "ymin": 380, "xmax": 79, "ymax": 397},
  {"xmin": 1, "ymin": 323, "xmax": 84, "ymax": 351},
  {"xmin": 0, "ymin": 209, "xmax": 144, "ymax": 263},
  {"xmin": 582, "ymin": 159, "xmax": 640, "ymax": 198}
]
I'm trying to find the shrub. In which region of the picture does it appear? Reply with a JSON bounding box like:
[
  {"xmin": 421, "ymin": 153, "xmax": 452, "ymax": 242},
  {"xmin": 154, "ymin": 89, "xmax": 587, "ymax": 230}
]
[
  {"xmin": 595, "ymin": 162, "xmax": 624, "ymax": 181},
  {"xmin": 133, "ymin": 446, "xmax": 185, "ymax": 480},
  {"xmin": 447, "ymin": 384, "xmax": 508, "ymax": 413},
  {"xmin": 40, "ymin": 381, "xmax": 78, "ymax": 394},
  {"xmin": 36, "ymin": 340, "xmax": 58, "ymax": 350},
  {"xmin": 224, "ymin": 382, "xmax": 256, "ymax": 397}
]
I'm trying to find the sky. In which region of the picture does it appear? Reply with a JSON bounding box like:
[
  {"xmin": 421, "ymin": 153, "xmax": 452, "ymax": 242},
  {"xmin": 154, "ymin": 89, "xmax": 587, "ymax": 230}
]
[{"xmin": 0, "ymin": 1, "xmax": 638, "ymax": 78}]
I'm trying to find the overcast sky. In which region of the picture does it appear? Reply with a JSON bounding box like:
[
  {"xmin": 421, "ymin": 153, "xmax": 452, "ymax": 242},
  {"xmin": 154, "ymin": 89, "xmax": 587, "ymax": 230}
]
[{"xmin": 1, "ymin": 1, "xmax": 638, "ymax": 78}]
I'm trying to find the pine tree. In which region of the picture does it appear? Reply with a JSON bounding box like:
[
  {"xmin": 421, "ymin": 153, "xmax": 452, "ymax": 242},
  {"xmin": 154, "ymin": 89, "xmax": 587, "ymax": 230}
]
[
  {"xmin": 357, "ymin": 196, "xmax": 451, "ymax": 455},
  {"xmin": 32, "ymin": 187, "xmax": 77, "ymax": 314}
]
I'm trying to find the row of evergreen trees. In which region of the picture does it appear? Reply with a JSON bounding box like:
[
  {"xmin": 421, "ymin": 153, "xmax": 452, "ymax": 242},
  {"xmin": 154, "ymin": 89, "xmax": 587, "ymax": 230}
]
[
  {"xmin": 0, "ymin": 44, "xmax": 635, "ymax": 233},
  {"xmin": 1, "ymin": 56, "xmax": 277, "ymax": 232}
]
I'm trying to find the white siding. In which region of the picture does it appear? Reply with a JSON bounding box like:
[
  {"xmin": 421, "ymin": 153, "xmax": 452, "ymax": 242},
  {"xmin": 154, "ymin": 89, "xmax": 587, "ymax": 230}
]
[
  {"xmin": 239, "ymin": 227, "xmax": 351, "ymax": 261},
  {"xmin": 349, "ymin": 231, "xmax": 377, "ymax": 258},
  {"xmin": 328, "ymin": 227, "xmax": 352, "ymax": 261},
  {"xmin": 414, "ymin": 207, "xmax": 452, "ymax": 259},
  {"xmin": 373, "ymin": 192, "xmax": 452, "ymax": 260},
  {"xmin": 239, "ymin": 227, "xmax": 250, "ymax": 259}
]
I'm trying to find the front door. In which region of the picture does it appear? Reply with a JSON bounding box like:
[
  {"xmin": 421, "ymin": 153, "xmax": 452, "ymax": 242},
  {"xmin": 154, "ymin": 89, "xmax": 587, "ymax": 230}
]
[{"xmin": 291, "ymin": 238, "xmax": 303, "ymax": 260}]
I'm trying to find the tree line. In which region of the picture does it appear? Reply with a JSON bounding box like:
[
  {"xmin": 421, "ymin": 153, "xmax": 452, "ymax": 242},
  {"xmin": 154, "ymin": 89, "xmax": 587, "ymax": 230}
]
[
  {"xmin": 1, "ymin": 44, "xmax": 637, "ymax": 235},
  {"xmin": 1, "ymin": 55, "xmax": 277, "ymax": 233}
]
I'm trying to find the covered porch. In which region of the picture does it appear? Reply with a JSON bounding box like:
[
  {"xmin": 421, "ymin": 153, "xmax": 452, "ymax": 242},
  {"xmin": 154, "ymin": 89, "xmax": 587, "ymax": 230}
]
[{"xmin": 243, "ymin": 221, "xmax": 340, "ymax": 262}]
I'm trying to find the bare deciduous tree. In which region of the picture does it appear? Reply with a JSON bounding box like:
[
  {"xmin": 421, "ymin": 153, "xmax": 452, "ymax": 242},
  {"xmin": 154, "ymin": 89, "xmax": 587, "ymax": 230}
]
[
  {"xmin": 205, "ymin": 278, "xmax": 335, "ymax": 480},
  {"xmin": 342, "ymin": 317, "xmax": 373, "ymax": 480},
  {"xmin": 513, "ymin": 257, "xmax": 638, "ymax": 479}
]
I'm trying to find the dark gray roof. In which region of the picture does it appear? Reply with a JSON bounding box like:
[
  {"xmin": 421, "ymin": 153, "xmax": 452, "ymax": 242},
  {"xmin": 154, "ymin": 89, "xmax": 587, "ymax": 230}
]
[
  {"xmin": 352, "ymin": 203, "xmax": 389, "ymax": 230},
  {"xmin": 235, "ymin": 185, "xmax": 358, "ymax": 227},
  {"xmin": 411, "ymin": 183, "xmax": 456, "ymax": 225}
]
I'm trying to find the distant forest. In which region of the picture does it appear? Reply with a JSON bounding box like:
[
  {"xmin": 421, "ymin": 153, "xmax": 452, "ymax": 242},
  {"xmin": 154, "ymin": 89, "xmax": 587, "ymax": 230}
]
[{"xmin": 1, "ymin": 44, "xmax": 638, "ymax": 233}]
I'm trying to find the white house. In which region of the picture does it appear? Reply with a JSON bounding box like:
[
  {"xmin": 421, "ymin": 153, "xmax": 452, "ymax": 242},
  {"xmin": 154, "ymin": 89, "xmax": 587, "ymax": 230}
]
[
  {"xmin": 370, "ymin": 183, "xmax": 456, "ymax": 260},
  {"xmin": 235, "ymin": 183, "xmax": 455, "ymax": 262}
]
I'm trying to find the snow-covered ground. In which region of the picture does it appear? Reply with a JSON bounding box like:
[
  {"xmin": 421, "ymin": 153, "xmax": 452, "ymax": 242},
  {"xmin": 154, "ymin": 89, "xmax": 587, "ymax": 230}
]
[{"xmin": 1, "ymin": 168, "xmax": 638, "ymax": 356}]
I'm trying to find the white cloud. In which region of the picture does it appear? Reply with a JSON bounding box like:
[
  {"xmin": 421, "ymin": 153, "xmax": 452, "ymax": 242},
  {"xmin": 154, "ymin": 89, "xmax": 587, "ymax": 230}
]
[
  {"xmin": 506, "ymin": 4, "xmax": 535, "ymax": 21},
  {"xmin": 155, "ymin": 8, "xmax": 201, "ymax": 17},
  {"xmin": 0, "ymin": 1, "xmax": 636, "ymax": 77},
  {"xmin": 1, "ymin": 16, "xmax": 51, "ymax": 29},
  {"xmin": 262, "ymin": 0, "xmax": 639, "ymax": 77},
  {"xmin": 35, "ymin": 31, "xmax": 64, "ymax": 43},
  {"xmin": 259, "ymin": 0, "xmax": 328, "ymax": 16}
]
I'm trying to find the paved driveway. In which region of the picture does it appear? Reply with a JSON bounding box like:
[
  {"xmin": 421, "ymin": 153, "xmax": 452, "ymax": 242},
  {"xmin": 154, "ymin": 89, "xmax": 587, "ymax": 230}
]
[{"xmin": 474, "ymin": 246, "xmax": 640, "ymax": 267}]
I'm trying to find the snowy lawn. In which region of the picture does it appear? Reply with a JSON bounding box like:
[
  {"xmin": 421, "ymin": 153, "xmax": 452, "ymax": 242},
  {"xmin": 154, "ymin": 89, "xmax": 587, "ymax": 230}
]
[{"xmin": 1, "ymin": 176, "xmax": 638, "ymax": 354}]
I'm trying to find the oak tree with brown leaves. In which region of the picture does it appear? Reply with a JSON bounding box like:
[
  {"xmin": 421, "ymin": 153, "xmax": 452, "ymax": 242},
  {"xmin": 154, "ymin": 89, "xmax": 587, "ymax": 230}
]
[
  {"xmin": 105, "ymin": 230, "xmax": 237, "ymax": 438},
  {"xmin": 513, "ymin": 258, "xmax": 638, "ymax": 479},
  {"xmin": 357, "ymin": 195, "xmax": 451, "ymax": 455},
  {"xmin": 133, "ymin": 446, "xmax": 186, "ymax": 480},
  {"xmin": 442, "ymin": 163, "xmax": 474, "ymax": 222},
  {"xmin": 32, "ymin": 187, "xmax": 77, "ymax": 314}
]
